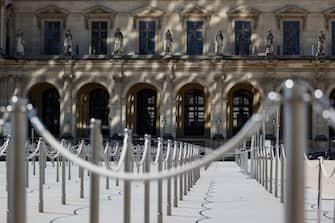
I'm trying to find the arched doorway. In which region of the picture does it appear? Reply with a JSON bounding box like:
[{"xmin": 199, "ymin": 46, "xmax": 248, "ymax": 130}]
[
  {"xmin": 77, "ymin": 83, "xmax": 109, "ymax": 138},
  {"xmin": 126, "ymin": 83, "xmax": 159, "ymax": 136},
  {"xmin": 176, "ymin": 83, "xmax": 210, "ymax": 138},
  {"xmin": 227, "ymin": 83, "xmax": 261, "ymax": 138},
  {"xmin": 28, "ymin": 83, "xmax": 60, "ymax": 137}
]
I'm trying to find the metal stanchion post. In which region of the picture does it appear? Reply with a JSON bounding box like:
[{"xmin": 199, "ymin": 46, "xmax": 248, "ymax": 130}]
[
  {"xmin": 144, "ymin": 134, "xmax": 151, "ymax": 223},
  {"xmin": 166, "ymin": 140, "xmax": 172, "ymax": 216},
  {"xmin": 269, "ymin": 146, "xmax": 273, "ymax": 194},
  {"xmin": 317, "ymin": 157, "xmax": 323, "ymax": 223},
  {"xmin": 56, "ymin": 151, "xmax": 60, "ymax": 182},
  {"xmin": 280, "ymin": 145, "xmax": 285, "ymax": 203},
  {"xmin": 61, "ymin": 154, "xmax": 66, "ymax": 205},
  {"xmin": 68, "ymin": 143, "xmax": 72, "ymax": 181},
  {"xmin": 89, "ymin": 119, "xmax": 102, "ymax": 223},
  {"xmin": 283, "ymin": 80, "xmax": 307, "ymax": 223},
  {"xmin": 179, "ymin": 142, "xmax": 183, "ymax": 201},
  {"xmin": 173, "ymin": 141, "xmax": 178, "ymax": 207},
  {"xmin": 184, "ymin": 144, "xmax": 188, "ymax": 196},
  {"xmin": 123, "ymin": 129, "xmax": 133, "ymax": 223},
  {"xmin": 157, "ymin": 138, "xmax": 163, "ymax": 223},
  {"xmin": 8, "ymin": 97, "xmax": 27, "ymax": 223},
  {"xmin": 39, "ymin": 139, "xmax": 45, "ymax": 212},
  {"xmin": 275, "ymin": 107, "xmax": 280, "ymax": 198}
]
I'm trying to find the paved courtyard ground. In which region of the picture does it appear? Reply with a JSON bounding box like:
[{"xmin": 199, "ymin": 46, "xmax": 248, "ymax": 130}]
[{"xmin": 0, "ymin": 161, "xmax": 334, "ymax": 223}]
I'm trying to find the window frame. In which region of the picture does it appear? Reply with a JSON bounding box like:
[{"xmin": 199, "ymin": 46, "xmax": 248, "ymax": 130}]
[
  {"xmin": 41, "ymin": 19, "xmax": 64, "ymax": 55},
  {"xmin": 234, "ymin": 20, "xmax": 252, "ymax": 56},
  {"xmin": 90, "ymin": 20, "xmax": 109, "ymax": 55},
  {"xmin": 186, "ymin": 20, "xmax": 204, "ymax": 55},
  {"xmin": 138, "ymin": 20, "xmax": 157, "ymax": 55},
  {"xmin": 281, "ymin": 19, "xmax": 302, "ymax": 56}
]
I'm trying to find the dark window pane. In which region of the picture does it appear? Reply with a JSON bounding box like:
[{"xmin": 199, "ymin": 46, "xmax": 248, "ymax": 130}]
[
  {"xmin": 91, "ymin": 22, "xmax": 108, "ymax": 55},
  {"xmin": 184, "ymin": 89, "xmax": 205, "ymax": 136},
  {"xmin": 44, "ymin": 21, "xmax": 61, "ymax": 55},
  {"xmin": 42, "ymin": 88, "xmax": 60, "ymax": 136},
  {"xmin": 235, "ymin": 21, "xmax": 251, "ymax": 56},
  {"xmin": 232, "ymin": 90, "xmax": 253, "ymax": 135},
  {"xmin": 187, "ymin": 21, "xmax": 203, "ymax": 55},
  {"xmin": 139, "ymin": 21, "xmax": 156, "ymax": 55},
  {"xmin": 89, "ymin": 89, "xmax": 109, "ymax": 126},
  {"xmin": 137, "ymin": 89, "xmax": 157, "ymax": 135},
  {"xmin": 283, "ymin": 21, "xmax": 300, "ymax": 55}
]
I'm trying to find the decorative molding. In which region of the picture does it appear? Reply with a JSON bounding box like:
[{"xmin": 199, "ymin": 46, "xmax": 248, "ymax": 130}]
[
  {"xmin": 180, "ymin": 4, "xmax": 211, "ymax": 25},
  {"xmin": 35, "ymin": 5, "xmax": 69, "ymax": 29},
  {"xmin": 227, "ymin": 6, "xmax": 260, "ymax": 29},
  {"xmin": 83, "ymin": 5, "xmax": 116, "ymax": 29},
  {"xmin": 323, "ymin": 7, "xmax": 335, "ymax": 30},
  {"xmin": 274, "ymin": 5, "xmax": 309, "ymax": 30},
  {"xmin": 132, "ymin": 6, "xmax": 165, "ymax": 29}
]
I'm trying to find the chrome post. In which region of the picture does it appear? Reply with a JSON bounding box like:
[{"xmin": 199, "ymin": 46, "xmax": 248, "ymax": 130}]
[
  {"xmin": 317, "ymin": 157, "xmax": 323, "ymax": 223},
  {"xmin": 275, "ymin": 106, "xmax": 280, "ymax": 198},
  {"xmin": 25, "ymin": 158, "xmax": 29, "ymax": 188},
  {"xmin": 157, "ymin": 138, "xmax": 163, "ymax": 223},
  {"xmin": 89, "ymin": 119, "xmax": 102, "ymax": 223},
  {"xmin": 179, "ymin": 142, "xmax": 183, "ymax": 201},
  {"xmin": 269, "ymin": 146, "xmax": 273, "ymax": 194},
  {"xmin": 68, "ymin": 143, "xmax": 72, "ymax": 181},
  {"xmin": 283, "ymin": 80, "xmax": 307, "ymax": 223},
  {"xmin": 166, "ymin": 140, "xmax": 172, "ymax": 216},
  {"xmin": 61, "ymin": 154, "xmax": 66, "ymax": 205},
  {"xmin": 79, "ymin": 140, "xmax": 85, "ymax": 198},
  {"xmin": 144, "ymin": 134, "xmax": 151, "ymax": 223},
  {"xmin": 123, "ymin": 129, "xmax": 133, "ymax": 223},
  {"xmin": 280, "ymin": 144, "xmax": 285, "ymax": 203},
  {"xmin": 183, "ymin": 143, "xmax": 187, "ymax": 196},
  {"xmin": 173, "ymin": 141, "xmax": 178, "ymax": 207},
  {"xmin": 8, "ymin": 97, "xmax": 27, "ymax": 223},
  {"xmin": 39, "ymin": 138, "xmax": 45, "ymax": 212},
  {"xmin": 188, "ymin": 145, "xmax": 192, "ymax": 191}
]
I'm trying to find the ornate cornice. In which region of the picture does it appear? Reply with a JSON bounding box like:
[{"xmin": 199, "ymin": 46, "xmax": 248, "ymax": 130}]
[
  {"xmin": 274, "ymin": 5, "xmax": 309, "ymax": 30},
  {"xmin": 227, "ymin": 6, "xmax": 260, "ymax": 29},
  {"xmin": 323, "ymin": 7, "xmax": 335, "ymax": 30},
  {"xmin": 132, "ymin": 6, "xmax": 165, "ymax": 29},
  {"xmin": 35, "ymin": 5, "xmax": 69, "ymax": 29},
  {"xmin": 83, "ymin": 5, "xmax": 116, "ymax": 29}
]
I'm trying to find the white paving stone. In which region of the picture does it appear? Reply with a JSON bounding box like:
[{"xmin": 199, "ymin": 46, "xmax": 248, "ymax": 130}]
[{"xmin": 1, "ymin": 161, "xmax": 335, "ymax": 222}]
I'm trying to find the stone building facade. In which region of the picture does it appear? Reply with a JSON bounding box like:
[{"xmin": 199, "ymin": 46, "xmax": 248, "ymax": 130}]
[{"xmin": 1, "ymin": 0, "xmax": 335, "ymax": 147}]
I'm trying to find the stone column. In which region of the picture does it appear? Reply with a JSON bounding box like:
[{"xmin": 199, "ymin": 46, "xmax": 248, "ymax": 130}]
[
  {"xmin": 161, "ymin": 71, "xmax": 174, "ymax": 139},
  {"xmin": 211, "ymin": 73, "xmax": 225, "ymax": 138},
  {"xmin": 110, "ymin": 74, "xmax": 123, "ymax": 136},
  {"xmin": 61, "ymin": 63, "xmax": 74, "ymax": 138}
]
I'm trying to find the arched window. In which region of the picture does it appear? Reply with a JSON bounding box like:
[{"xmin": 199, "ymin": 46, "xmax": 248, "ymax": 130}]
[
  {"xmin": 184, "ymin": 89, "xmax": 205, "ymax": 136},
  {"xmin": 89, "ymin": 89, "xmax": 109, "ymax": 126},
  {"xmin": 28, "ymin": 83, "xmax": 60, "ymax": 137},
  {"xmin": 137, "ymin": 89, "xmax": 157, "ymax": 135},
  {"xmin": 42, "ymin": 88, "xmax": 60, "ymax": 136},
  {"xmin": 227, "ymin": 84, "xmax": 261, "ymax": 138},
  {"xmin": 126, "ymin": 84, "xmax": 159, "ymax": 136},
  {"xmin": 176, "ymin": 84, "xmax": 209, "ymax": 139},
  {"xmin": 232, "ymin": 90, "xmax": 253, "ymax": 135},
  {"xmin": 77, "ymin": 83, "xmax": 109, "ymax": 138}
]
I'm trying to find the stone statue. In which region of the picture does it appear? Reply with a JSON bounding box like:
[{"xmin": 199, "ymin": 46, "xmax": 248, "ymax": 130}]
[
  {"xmin": 164, "ymin": 29, "xmax": 173, "ymax": 53},
  {"xmin": 16, "ymin": 30, "xmax": 24, "ymax": 56},
  {"xmin": 215, "ymin": 30, "xmax": 224, "ymax": 55},
  {"xmin": 113, "ymin": 28, "xmax": 123, "ymax": 55},
  {"xmin": 64, "ymin": 30, "xmax": 73, "ymax": 56},
  {"xmin": 316, "ymin": 30, "xmax": 326, "ymax": 56},
  {"xmin": 265, "ymin": 29, "xmax": 274, "ymax": 55}
]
